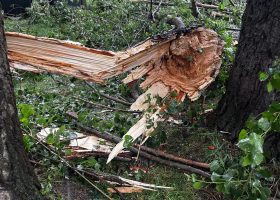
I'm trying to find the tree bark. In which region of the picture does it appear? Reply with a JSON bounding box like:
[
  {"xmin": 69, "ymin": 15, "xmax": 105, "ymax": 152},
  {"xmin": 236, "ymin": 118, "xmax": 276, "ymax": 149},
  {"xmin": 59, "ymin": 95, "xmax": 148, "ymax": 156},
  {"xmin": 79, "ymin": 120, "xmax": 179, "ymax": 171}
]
[
  {"xmin": 0, "ymin": 12, "xmax": 44, "ymax": 199},
  {"xmin": 209, "ymin": 0, "xmax": 280, "ymax": 141}
]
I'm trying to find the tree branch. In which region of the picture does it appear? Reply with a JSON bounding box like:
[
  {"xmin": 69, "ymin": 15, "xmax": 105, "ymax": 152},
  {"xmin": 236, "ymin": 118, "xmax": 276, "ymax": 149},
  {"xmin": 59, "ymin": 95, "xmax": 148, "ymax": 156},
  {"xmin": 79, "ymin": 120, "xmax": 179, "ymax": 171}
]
[
  {"xmin": 69, "ymin": 95, "xmax": 142, "ymax": 113},
  {"xmin": 84, "ymin": 81, "xmax": 132, "ymax": 106},
  {"xmin": 66, "ymin": 112, "xmax": 211, "ymax": 179},
  {"xmin": 191, "ymin": 0, "xmax": 200, "ymax": 18},
  {"xmin": 152, "ymin": 0, "xmax": 163, "ymax": 22}
]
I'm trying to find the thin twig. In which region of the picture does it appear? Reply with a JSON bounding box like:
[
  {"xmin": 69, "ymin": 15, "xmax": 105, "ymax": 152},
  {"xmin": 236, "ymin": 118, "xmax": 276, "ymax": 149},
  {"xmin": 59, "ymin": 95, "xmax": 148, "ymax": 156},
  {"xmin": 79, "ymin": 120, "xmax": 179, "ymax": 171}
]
[
  {"xmin": 229, "ymin": 0, "xmax": 235, "ymax": 7},
  {"xmin": 152, "ymin": 0, "xmax": 163, "ymax": 22},
  {"xmin": 84, "ymin": 81, "xmax": 132, "ymax": 106},
  {"xmin": 70, "ymin": 95, "xmax": 141, "ymax": 113},
  {"xmin": 27, "ymin": 1, "xmax": 52, "ymax": 34},
  {"xmin": 60, "ymin": 136, "xmax": 87, "ymax": 143},
  {"xmin": 29, "ymin": 159, "xmax": 51, "ymax": 167},
  {"xmin": 226, "ymin": 27, "xmax": 241, "ymax": 31},
  {"xmin": 66, "ymin": 112, "xmax": 211, "ymax": 179},
  {"xmin": 31, "ymin": 135, "xmax": 113, "ymax": 200}
]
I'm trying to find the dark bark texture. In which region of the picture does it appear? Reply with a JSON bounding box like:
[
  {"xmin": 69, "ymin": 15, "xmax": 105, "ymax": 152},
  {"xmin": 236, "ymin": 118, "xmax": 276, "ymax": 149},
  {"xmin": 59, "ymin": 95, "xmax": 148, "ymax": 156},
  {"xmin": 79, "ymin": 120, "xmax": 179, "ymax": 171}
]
[
  {"xmin": 0, "ymin": 13, "xmax": 44, "ymax": 199},
  {"xmin": 209, "ymin": 0, "xmax": 280, "ymax": 141}
]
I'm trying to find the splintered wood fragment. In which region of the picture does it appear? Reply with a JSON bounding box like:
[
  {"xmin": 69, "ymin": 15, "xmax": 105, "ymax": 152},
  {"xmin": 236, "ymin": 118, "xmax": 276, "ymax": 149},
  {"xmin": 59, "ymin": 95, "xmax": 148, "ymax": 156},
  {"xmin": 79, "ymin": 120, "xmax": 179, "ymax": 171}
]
[
  {"xmin": 6, "ymin": 32, "xmax": 115, "ymax": 84},
  {"xmin": 107, "ymin": 187, "xmax": 143, "ymax": 193}
]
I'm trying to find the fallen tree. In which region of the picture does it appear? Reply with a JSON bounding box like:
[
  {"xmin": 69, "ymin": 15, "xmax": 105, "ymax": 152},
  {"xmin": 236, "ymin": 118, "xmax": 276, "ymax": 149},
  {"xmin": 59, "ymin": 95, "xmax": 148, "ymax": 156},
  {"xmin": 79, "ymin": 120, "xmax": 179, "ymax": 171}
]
[{"xmin": 6, "ymin": 23, "xmax": 225, "ymax": 163}]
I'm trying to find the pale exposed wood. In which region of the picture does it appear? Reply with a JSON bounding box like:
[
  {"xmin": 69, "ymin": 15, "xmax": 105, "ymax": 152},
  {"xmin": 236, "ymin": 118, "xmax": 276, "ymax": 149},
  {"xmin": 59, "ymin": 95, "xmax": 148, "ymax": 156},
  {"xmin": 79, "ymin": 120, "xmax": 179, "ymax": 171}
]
[
  {"xmin": 6, "ymin": 32, "xmax": 115, "ymax": 84},
  {"xmin": 107, "ymin": 187, "xmax": 143, "ymax": 193},
  {"xmin": 10, "ymin": 62, "xmax": 43, "ymax": 73}
]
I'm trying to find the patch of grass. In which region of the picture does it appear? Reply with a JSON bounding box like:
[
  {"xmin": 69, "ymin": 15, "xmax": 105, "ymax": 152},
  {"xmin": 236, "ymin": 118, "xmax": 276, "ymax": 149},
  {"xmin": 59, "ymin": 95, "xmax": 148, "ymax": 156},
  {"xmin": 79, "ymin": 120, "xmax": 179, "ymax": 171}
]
[{"xmin": 127, "ymin": 166, "xmax": 200, "ymax": 200}]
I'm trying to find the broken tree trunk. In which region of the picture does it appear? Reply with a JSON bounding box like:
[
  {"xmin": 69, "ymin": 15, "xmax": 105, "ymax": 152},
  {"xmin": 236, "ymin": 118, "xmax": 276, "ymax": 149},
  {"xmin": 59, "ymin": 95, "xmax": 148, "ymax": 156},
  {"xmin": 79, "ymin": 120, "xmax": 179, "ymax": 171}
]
[
  {"xmin": 6, "ymin": 25, "xmax": 224, "ymax": 163},
  {"xmin": 7, "ymin": 26, "xmax": 224, "ymax": 100}
]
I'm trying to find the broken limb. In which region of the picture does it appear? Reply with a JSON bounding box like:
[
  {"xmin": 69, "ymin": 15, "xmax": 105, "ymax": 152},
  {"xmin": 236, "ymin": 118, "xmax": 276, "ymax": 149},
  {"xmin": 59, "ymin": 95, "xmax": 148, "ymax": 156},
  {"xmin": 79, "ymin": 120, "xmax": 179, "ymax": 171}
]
[
  {"xmin": 30, "ymin": 134, "xmax": 113, "ymax": 200},
  {"xmin": 133, "ymin": 144, "xmax": 210, "ymax": 169},
  {"xmin": 66, "ymin": 112, "xmax": 211, "ymax": 179},
  {"xmin": 84, "ymin": 80, "xmax": 132, "ymax": 106},
  {"xmin": 80, "ymin": 122, "xmax": 211, "ymax": 179}
]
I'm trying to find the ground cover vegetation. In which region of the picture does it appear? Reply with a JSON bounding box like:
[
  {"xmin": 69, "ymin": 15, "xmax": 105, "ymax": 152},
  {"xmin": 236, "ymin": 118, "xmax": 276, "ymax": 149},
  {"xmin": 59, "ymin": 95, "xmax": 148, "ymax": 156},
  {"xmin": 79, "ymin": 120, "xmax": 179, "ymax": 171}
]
[{"xmin": 2, "ymin": 0, "xmax": 280, "ymax": 199}]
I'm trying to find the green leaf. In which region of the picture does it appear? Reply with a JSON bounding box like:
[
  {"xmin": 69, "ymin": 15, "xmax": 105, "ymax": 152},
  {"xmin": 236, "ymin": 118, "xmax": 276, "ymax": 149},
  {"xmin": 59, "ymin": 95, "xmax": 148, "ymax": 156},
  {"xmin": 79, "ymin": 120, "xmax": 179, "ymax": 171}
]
[
  {"xmin": 269, "ymin": 102, "xmax": 280, "ymax": 112},
  {"xmin": 222, "ymin": 169, "xmax": 236, "ymax": 181},
  {"xmin": 209, "ymin": 160, "xmax": 223, "ymax": 174},
  {"xmin": 262, "ymin": 111, "xmax": 275, "ymax": 122},
  {"xmin": 242, "ymin": 154, "xmax": 253, "ymax": 166},
  {"xmin": 191, "ymin": 174, "xmax": 197, "ymax": 182},
  {"xmin": 259, "ymin": 169, "xmax": 272, "ymax": 178},
  {"xmin": 259, "ymin": 187, "xmax": 271, "ymax": 200},
  {"xmin": 211, "ymin": 172, "xmax": 221, "ymax": 182},
  {"xmin": 258, "ymin": 72, "xmax": 269, "ymax": 81},
  {"xmin": 273, "ymin": 73, "xmax": 280, "ymax": 79},
  {"xmin": 249, "ymin": 133, "xmax": 264, "ymax": 165},
  {"xmin": 88, "ymin": 157, "xmax": 98, "ymax": 166},
  {"xmin": 216, "ymin": 184, "xmax": 225, "ymax": 192},
  {"xmin": 270, "ymin": 79, "xmax": 280, "ymax": 90},
  {"xmin": 65, "ymin": 149, "xmax": 72, "ymax": 156},
  {"xmin": 56, "ymin": 125, "xmax": 66, "ymax": 135},
  {"xmin": 21, "ymin": 104, "xmax": 35, "ymax": 118},
  {"xmin": 123, "ymin": 135, "xmax": 133, "ymax": 148},
  {"xmin": 237, "ymin": 138, "xmax": 251, "ymax": 152},
  {"xmin": 258, "ymin": 117, "xmax": 270, "ymax": 131},
  {"xmin": 187, "ymin": 56, "xmax": 192, "ymax": 61},
  {"xmin": 267, "ymin": 81, "xmax": 273, "ymax": 92},
  {"xmin": 170, "ymin": 91, "xmax": 178, "ymax": 97},
  {"xmin": 220, "ymin": 4, "xmax": 225, "ymax": 9},
  {"xmin": 193, "ymin": 182, "xmax": 202, "ymax": 189},
  {"xmin": 46, "ymin": 134, "xmax": 54, "ymax": 144},
  {"xmin": 271, "ymin": 121, "xmax": 280, "ymax": 132},
  {"xmin": 239, "ymin": 129, "xmax": 247, "ymax": 141}
]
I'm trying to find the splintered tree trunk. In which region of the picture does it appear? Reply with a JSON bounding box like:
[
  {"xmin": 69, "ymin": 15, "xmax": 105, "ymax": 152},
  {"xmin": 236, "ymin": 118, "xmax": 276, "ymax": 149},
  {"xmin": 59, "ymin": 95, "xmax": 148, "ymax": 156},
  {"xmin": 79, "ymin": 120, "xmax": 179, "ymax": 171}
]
[
  {"xmin": 210, "ymin": 0, "xmax": 280, "ymax": 141},
  {"xmin": 5, "ymin": 22, "xmax": 225, "ymax": 163},
  {"xmin": 0, "ymin": 13, "xmax": 44, "ymax": 199}
]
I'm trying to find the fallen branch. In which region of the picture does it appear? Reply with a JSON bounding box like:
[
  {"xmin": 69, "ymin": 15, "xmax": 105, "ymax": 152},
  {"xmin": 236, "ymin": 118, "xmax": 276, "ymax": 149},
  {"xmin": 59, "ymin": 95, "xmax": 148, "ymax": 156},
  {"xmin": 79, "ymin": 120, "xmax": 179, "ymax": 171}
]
[
  {"xmin": 31, "ymin": 135, "xmax": 114, "ymax": 200},
  {"xmin": 152, "ymin": 0, "xmax": 163, "ymax": 22},
  {"xmin": 66, "ymin": 112, "xmax": 211, "ymax": 179},
  {"xmin": 133, "ymin": 144, "xmax": 210, "ymax": 169},
  {"xmin": 69, "ymin": 95, "xmax": 142, "ymax": 113},
  {"xmin": 29, "ymin": 159, "xmax": 51, "ymax": 167},
  {"xmin": 130, "ymin": 0, "xmax": 174, "ymax": 6},
  {"xmin": 84, "ymin": 80, "xmax": 132, "ymax": 106},
  {"xmin": 229, "ymin": 0, "xmax": 235, "ymax": 7},
  {"xmin": 226, "ymin": 27, "xmax": 241, "ymax": 31}
]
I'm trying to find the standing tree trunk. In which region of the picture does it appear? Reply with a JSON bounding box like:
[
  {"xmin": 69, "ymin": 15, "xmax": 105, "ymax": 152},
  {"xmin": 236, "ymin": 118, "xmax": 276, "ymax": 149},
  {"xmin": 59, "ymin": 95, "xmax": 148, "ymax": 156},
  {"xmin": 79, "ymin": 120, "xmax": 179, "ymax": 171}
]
[
  {"xmin": 81, "ymin": 0, "xmax": 87, "ymax": 8},
  {"xmin": 0, "ymin": 12, "xmax": 44, "ymax": 199},
  {"xmin": 209, "ymin": 0, "xmax": 280, "ymax": 141}
]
